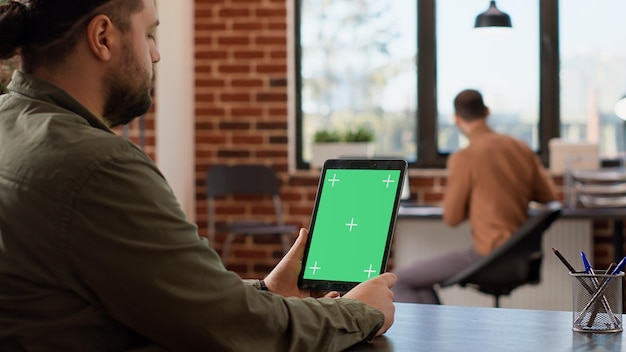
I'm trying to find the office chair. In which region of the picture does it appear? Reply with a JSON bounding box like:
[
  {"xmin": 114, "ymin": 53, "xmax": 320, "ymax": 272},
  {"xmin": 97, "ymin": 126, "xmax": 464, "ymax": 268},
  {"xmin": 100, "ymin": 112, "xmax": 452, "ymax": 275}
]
[
  {"xmin": 206, "ymin": 164, "xmax": 298, "ymax": 263},
  {"xmin": 440, "ymin": 201, "xmax": 562, "ymax": 308}
]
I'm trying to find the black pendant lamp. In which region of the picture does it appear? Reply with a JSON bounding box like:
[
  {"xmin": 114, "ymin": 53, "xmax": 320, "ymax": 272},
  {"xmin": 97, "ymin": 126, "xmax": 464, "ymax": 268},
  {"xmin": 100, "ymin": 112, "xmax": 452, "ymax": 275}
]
[{"xmin": 475, "ymin": 1, "xmax": 512, "ymax": 28}]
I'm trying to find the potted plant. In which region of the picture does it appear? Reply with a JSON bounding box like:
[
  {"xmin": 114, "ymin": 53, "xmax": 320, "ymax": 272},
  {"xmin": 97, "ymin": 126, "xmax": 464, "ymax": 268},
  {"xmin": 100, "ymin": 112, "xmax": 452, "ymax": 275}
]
[{"xmin": 311, "ymin": 126, "xmax": 375, "ymax": 168}]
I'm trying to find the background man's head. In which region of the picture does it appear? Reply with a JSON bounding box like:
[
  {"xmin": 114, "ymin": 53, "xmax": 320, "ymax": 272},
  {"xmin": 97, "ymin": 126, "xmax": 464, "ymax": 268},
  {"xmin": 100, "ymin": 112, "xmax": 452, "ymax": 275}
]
[{"xmin": 454, "ymin": 89, "xmax": 489, "ymax": 122}]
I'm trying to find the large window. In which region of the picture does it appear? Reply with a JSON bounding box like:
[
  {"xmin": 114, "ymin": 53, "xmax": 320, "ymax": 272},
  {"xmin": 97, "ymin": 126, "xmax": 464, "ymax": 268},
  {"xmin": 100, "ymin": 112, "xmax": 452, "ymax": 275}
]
[
  {"xmin": 436, "ymin": 1, "xmax": 539, "ymax": 153},
  {"xmin": 295, "ymin": 0, "xmax": 626, "ymax": 169},
  {"xmin": 297, "ymin": 0, "xmax": 417, "ymax": 165},
  {"xmin": 559, "ymin": 0, "xmax": 626, "ymax": 156}
]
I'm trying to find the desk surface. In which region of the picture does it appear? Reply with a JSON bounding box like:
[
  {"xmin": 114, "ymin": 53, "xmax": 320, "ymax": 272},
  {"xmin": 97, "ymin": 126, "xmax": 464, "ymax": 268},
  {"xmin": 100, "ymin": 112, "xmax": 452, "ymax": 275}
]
[{"xmin": 347, "ymin": 303, "xmax": 625, "ymax": 351}]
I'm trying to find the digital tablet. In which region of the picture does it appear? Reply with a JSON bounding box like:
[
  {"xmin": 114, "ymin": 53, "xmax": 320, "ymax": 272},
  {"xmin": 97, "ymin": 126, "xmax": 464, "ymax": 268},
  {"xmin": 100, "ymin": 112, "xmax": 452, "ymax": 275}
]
[{"xmin": 298, "ymin": 159, "xmax": 408, "ymax": 292}]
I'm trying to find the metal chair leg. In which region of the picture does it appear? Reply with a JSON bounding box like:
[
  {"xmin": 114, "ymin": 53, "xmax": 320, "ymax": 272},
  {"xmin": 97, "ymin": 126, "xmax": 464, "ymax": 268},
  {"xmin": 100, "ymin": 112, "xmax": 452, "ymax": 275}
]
[{"xmin": 221, "ymin": 233, "xmax": 235, "ymax": 263}]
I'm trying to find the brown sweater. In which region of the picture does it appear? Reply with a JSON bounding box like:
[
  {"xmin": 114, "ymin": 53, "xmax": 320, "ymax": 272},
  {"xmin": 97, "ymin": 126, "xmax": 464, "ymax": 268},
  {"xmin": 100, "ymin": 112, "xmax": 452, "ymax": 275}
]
[{"xmin": 442, "ymin": 124, "xmax": 557, "ymax": 255}]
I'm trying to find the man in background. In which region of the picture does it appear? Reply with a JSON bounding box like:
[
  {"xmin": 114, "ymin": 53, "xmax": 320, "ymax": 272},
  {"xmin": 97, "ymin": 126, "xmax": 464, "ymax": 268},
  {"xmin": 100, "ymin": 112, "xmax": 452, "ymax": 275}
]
[
  {"xmin": 0, "ymin": 0, "xmax": 396, "ymax": 350},
  {"xmin": 392, "ymin": 89, "xmax": 556, "ymax": 304}
]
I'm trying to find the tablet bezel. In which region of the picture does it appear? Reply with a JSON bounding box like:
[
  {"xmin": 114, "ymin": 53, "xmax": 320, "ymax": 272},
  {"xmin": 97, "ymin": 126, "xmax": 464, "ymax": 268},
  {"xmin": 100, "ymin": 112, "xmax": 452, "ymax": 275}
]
[{"xmin": 297, "ymin": 158, "xmax": 408, "ymax": 293}]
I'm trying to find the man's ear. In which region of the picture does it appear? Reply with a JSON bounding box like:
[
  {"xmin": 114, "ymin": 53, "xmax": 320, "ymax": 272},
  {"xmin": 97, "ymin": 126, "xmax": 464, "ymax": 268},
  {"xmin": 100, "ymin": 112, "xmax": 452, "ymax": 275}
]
[{"xmin": 86, "ymin": 14, "xmax": 116, "ymax": 62}]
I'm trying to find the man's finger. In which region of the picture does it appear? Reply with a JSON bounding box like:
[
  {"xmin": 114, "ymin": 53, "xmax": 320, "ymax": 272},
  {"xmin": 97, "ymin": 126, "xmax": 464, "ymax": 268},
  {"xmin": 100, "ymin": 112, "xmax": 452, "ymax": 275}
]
[
  {"xmin": 323, "ymin": 291, "xmax": 340, "ymax": 298},
  {"xmin": 376, "ymin": 272, "xmax": 398, "ymax": 288},
  {"xmin": 284, "ymin": 228, "xmax": 308, "ymax": 260}
]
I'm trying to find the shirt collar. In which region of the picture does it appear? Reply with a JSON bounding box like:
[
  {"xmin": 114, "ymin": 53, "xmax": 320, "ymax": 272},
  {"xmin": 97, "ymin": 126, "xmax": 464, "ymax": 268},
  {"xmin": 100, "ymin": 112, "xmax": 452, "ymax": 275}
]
[{"xmin": 7, "ymin": 70, "xmax": 114, "ymax": 134}]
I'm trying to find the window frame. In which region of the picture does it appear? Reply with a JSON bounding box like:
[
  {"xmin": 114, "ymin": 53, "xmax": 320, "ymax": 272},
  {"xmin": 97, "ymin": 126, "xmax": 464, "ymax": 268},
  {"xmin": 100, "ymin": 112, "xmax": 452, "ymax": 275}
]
[{"xmin": 294, "ymin": 0, "xmax": 560, "ymax": 170}]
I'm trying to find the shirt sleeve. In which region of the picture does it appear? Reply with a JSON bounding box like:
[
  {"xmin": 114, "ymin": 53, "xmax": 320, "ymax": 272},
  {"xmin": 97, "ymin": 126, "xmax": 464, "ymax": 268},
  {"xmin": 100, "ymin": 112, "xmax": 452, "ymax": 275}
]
[
  {"xmin": 442, "ymin": 152, "xmax": 471, "ymax": 227},
  {"xmin": 63, "ymin": 149, "xmax": 384, "ymax": 351}
]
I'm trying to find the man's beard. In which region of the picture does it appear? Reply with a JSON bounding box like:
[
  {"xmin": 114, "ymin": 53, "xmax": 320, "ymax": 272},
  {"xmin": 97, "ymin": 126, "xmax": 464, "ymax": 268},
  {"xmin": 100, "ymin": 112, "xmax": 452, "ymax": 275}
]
[{"xmin": 102, "ymin": 41, "xmax": 154, "ymax": 128}]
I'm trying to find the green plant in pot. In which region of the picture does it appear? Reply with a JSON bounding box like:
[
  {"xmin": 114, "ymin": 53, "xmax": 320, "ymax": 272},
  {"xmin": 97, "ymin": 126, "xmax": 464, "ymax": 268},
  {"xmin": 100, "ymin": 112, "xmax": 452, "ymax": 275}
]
[
  {"xmin": 313, "ymin": 129, "xmax": 344, "ymax": 143},
  {"xmin": 311, "ymin": 126, "xmax": 375, "ymax": 168},
  {"xmin": 344, "ymin": 126, "xmax": 375, "ymax": 143}
]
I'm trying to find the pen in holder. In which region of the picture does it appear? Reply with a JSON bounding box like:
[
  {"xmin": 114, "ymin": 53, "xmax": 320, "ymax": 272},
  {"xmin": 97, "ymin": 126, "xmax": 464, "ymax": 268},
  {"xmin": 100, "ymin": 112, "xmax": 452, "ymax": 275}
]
[{"xmin": 569, "ymin": 270, "xmax": 624, "ymax": 333}]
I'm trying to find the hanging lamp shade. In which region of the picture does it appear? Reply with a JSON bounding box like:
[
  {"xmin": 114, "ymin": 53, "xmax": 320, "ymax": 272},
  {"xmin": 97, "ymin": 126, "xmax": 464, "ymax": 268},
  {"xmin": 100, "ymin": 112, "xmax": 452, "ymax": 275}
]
[{"xmin": 475, "ymin": 1, "xmax": 512, "ymax": 28}]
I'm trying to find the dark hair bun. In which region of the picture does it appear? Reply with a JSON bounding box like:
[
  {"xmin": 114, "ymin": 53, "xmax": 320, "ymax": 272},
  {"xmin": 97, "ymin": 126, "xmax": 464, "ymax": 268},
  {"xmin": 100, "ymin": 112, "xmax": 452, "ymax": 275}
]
[{"xmin": 0, "ymin": 1, "xmax": 29, "ymax": 60}]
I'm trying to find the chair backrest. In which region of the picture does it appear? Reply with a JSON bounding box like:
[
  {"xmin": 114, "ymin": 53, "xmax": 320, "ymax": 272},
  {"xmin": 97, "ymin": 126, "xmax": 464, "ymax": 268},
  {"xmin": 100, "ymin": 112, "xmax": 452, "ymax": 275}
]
[
  {"xmin": 206, "ymin": 164, "xmax": 285, "ymax": 243},
  {"xmin": 206, "ymin": 164, "xmax": 281, "ymax": 197},
  {"xmin": 441, "ymin": 201, "xmax": 562, "ymax": 290}
]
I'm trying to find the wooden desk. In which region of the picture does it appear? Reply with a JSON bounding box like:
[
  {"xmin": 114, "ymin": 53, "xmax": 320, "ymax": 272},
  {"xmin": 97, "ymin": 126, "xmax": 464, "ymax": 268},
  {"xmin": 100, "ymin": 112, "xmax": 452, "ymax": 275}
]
[{"xmin": 347, "ymin": 303, "xmax": 625, "ymax": 351}]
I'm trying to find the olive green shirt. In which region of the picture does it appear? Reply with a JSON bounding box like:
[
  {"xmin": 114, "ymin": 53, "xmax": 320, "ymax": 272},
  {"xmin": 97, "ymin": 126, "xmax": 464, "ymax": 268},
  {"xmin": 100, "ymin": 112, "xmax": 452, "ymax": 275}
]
[{"xmin": 0, "ymin": 71, "xmax": 383, "ymax": 351}]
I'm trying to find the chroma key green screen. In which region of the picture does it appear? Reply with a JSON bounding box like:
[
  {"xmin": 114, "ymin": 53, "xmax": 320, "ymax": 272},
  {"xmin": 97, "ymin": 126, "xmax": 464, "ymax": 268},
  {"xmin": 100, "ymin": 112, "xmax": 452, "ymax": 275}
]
[{"xmin": 302, "ymin": 168, "xmax": 401, "ymax": 283}]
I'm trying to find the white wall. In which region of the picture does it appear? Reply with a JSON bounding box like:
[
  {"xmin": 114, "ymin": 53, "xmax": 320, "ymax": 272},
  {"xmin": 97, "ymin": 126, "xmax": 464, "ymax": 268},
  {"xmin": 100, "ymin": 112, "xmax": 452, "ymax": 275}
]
[
  {"xmin": 286, "ymin": 0, "xmax": 297, "ymax": 173},
  {"xmin": 155, "ymin": 0, "xmax": 195, "ymax": 221}
]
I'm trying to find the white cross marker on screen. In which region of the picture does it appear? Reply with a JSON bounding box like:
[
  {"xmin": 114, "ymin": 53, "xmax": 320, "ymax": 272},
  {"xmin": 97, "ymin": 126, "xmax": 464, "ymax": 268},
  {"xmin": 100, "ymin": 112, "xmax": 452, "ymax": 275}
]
[
  {"xmin": 364, "ymin": 264, "xmax": 377, "ymax": 278},
  {"xmin": 345, "ymin": 218, "xmax": 358, "ymax": 232},
  {"xmin": 328, "ymin": 173, "xmax": 341, "ymax": 187},
  {"xmin": 382, "ymin": 174, "xmax": 395, "ymax": 188},
  {"xmin": 309, "ymin": 261, "xmax": 321, "ymax": 274}
]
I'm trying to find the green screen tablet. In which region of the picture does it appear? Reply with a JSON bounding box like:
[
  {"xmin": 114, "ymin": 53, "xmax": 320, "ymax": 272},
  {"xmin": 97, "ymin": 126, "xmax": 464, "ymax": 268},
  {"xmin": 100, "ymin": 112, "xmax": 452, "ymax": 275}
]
[{"xmin": 298, "ymin": 159, "xmax": 407, "ymax": 292}]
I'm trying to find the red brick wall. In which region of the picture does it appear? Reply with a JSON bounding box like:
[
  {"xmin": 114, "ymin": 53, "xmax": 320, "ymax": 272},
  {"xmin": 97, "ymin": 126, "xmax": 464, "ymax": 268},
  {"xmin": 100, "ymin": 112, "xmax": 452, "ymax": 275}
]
[
  {"xmin": 192, "ymin": 0, "xmax": 619, "ymax": 278},
  {"xmin": 195, "ymin": 0, "xmax": 304, "ymax": 277}
]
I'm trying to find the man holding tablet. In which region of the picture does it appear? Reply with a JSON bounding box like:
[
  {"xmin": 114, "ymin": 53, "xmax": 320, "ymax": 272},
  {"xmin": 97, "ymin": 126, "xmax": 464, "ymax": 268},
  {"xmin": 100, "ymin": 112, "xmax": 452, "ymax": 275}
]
[{"xmin": 0, "ymin": 1, "xmax": 396, "ymax": 350}]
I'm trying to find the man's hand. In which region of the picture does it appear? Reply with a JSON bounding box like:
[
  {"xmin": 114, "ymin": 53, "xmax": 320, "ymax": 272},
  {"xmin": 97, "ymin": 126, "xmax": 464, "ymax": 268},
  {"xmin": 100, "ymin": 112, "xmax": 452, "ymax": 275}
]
[
  {"xmin": 264, "ymin": 228, "xmax": 339, "ymax": 299},
  {"xmin": 344, "ymin": 273, "xmax": 397, "ymax": 336},
  {"xmin": 265, "ymin": 228, "xmax": 395, "ymax": 335}
]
